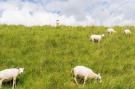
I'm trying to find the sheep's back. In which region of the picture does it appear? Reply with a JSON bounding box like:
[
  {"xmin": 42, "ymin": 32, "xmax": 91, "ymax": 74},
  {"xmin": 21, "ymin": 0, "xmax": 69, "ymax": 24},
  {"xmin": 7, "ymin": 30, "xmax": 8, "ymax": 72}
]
[
  {"xmin": 73, "ymin": 66, "xmax": 93, "ymax": 77},
  {"xmin": 0, "ymin": 69, "xmax": 19, "ymax": 79}
]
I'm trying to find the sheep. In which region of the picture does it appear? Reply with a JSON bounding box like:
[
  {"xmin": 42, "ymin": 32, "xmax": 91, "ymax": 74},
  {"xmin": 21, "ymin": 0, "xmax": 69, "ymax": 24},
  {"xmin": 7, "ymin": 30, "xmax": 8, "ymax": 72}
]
[
  {"xmin": 71, "ymin": 66, "xmax": 102, "ymax": 85},
  {"xmin": 0, "ymin": 68, "xmax": 24, "ymax": 89},
  {"xmin": 107, "ymin": 28, "xmax": 116, "ymax": 34},
  {"xmin": 90, "ymin": 34, "xmax": 104, "ymax": 43},
  {"xmin": 124, "ymin": 29, "xmax": 131, "ymax": 35}
]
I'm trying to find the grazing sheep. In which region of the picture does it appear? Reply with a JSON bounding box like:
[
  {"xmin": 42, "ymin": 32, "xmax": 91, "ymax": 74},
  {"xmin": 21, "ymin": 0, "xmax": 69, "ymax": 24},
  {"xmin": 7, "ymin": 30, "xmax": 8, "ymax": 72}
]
[
  {"xmin": 90, "ymin": 34, "xmax": 104, "ymax": 43},
  {"xmin": 71, "ymin": 66, "xmax": 102, "ymax": 85},
  {"xmin": 124, "ymin": 29, "xmax": 131, "ymax": 35},
  {"xmin": 0, "ymin": 68, "xmax": 24, "ymax": 89},
  {"xmin": 107, "ymin": 28, "xmax": 116, "ymax": 34}
]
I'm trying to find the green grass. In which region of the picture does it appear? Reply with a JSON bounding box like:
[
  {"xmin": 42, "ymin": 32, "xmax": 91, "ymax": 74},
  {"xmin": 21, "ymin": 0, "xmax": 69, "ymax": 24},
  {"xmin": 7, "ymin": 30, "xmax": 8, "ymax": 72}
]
[{"xmin": 0, "ymin": 25, "xmax": 135, "ymax": 89}]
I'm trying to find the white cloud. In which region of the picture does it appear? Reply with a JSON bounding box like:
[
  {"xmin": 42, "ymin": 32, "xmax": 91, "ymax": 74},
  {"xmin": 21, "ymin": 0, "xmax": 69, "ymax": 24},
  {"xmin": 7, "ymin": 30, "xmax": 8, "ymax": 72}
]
[
  {"xmin": 0, "ymin": 0, "xmax": 96, "ymax": 26},
  {"xmin": 46, "ymin": 0, "xmax": 135, "ymax": 26},
  {"xmin": 46, "ymin": 0, "xmax": 91, "ymax": 21},
  {"xmin": 0, "ymin": 0, "xmax": 135, "ymax": 26}
]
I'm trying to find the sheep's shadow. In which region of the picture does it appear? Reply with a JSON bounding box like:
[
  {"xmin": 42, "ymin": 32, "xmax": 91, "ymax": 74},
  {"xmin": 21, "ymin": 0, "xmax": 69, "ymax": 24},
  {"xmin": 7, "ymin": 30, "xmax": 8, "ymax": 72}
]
[
  {"xmin": 71, "ymin": 76, "xmax": 96, "ymax": 85},
  {"xmin": 2, "ymin": 78, "xmax": 20, "ymax": 87}
]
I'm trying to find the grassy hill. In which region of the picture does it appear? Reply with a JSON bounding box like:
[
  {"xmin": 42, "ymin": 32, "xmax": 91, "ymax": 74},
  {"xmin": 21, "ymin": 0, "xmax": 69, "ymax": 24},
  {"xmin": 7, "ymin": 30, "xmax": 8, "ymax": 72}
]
[{"xmin": 0, "ymin": 25, "xmax": 135, "ymax": 89}]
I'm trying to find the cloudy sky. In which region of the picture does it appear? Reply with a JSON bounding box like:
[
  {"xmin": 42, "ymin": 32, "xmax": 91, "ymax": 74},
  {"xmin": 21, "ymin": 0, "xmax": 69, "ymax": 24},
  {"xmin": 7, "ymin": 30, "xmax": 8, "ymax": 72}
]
[{"xmin": 0, "ymin": 0, "xmax": 135, "ymax": 26}]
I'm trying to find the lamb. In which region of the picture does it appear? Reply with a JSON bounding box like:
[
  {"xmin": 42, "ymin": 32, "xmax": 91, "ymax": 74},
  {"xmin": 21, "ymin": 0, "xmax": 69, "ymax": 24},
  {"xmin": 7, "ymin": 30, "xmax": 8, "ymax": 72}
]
[
  {"xmin": 0, "ymin": 68, "xmax": 24, "ymax": 89},
  {"xmin": 71, "ymin": 66, "xmax": 102, "ymax": 85},
  {"xmin": 90, "ymin": 34, "xmax": 104, "ymax": 43},
  {"xmin": 107, "ymin": 28, "xmax": 116, "ymax": 34},
  {"xmin": 124, "ymin": 29, "xmax": 131, "ymax": 35}
]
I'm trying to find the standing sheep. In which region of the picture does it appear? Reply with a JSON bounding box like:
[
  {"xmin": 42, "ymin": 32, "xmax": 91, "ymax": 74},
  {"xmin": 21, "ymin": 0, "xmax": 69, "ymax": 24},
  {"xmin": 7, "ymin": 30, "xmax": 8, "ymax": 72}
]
[
  {"xmin": 71, "ymin": 66, "xmax": 102, "ymax": 85},
  {"xmin": 0, "ymin": 68, "xmax": 24, "ymax": 89},
  {"xmin": 124, "ymin": 29, "xmax": 131, "ymax": 35},
  {"xmin": 107, "ymin": 28, "xmax": 116, "ymax": 34},
  {"xmin": 90, "ymin": 34, "xmax": 104, "ymax": 43}
]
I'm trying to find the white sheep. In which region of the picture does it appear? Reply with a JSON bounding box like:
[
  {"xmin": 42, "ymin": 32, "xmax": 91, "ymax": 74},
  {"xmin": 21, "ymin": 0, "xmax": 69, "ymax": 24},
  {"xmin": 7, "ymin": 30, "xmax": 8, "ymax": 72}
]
[
  {"xmin": 71, "ymin": 66, "xmax": 102, "ymax": 85},
  {"xmin": 0, "ymin": 68, "xmax": 24, "ymax": 89},
  {"xmin": 107, "ymin": 28, "xmax": 116, "ymax": 34},
  {"xmin": 124, "ymin": 29, "xmax": 131, "ymax": 35},
  {"xmin": 90, "ymin": 34, "xmax": 104, "ymax": 43}
]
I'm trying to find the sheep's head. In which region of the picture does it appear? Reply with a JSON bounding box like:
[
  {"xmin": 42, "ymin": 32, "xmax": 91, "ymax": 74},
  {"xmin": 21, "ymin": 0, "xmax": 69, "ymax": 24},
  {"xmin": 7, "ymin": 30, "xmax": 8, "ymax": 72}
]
[
  {"xmin": 18, "ymin": 68, "xmax": 24, "ymax": 74},
  {"xmin": 96, "ymin": 73, "xmax": 102, "ymax": 83}
]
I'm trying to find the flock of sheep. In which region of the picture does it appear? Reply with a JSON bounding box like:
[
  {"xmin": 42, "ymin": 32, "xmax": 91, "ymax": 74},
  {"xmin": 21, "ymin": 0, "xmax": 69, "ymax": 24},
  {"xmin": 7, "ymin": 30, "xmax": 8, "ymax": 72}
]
[
  {"xmin": 71, "ymin": 28, "xmax": 132, "ymax": 86},
  {"xmin": 0, "ymin": 28, "xmax": 132, "ymax": 89},
  {"xmin": 90, "ymin": 28, "xmax": 131, "ymax": 43}
]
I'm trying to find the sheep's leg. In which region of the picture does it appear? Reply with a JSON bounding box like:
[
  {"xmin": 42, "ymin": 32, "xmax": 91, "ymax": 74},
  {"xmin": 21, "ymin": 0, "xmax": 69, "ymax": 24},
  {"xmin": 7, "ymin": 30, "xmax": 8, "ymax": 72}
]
[
  {"xmin": 12, "ymin": 79, "xmax": 15, "ymax": 89},
  {"xmin": 0, "ymin": 79, "xmax": 3, "ymax": 88},
  {"xmin": 12, "ymin": 77, "xmax": 16, "ymax": 89},
  {"xmin": 74, "ymin": 76, "xmax": 78, "ymax": 85},
  {"xmin": 83, "ymin": 76, "xmax": 87, "ymax": 86},
  {"xmin": 14, "ymin": 78, "xmax": 16, "ymax": 88}
]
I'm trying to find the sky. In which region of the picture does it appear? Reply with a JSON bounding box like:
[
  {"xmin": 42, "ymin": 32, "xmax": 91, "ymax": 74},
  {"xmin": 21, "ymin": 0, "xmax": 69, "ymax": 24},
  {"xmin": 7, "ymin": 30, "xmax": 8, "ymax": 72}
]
[{"xmin": 0, "ymin": 0, "xmax": 135, "ymax": 26}]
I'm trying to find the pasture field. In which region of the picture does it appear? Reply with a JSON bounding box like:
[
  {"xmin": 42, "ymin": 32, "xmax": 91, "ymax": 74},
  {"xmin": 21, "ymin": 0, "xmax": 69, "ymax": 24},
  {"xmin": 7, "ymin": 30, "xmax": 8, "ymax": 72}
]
[{"xmin": 0, "ymin": 25, "xmax": 135, "ymax": 89}]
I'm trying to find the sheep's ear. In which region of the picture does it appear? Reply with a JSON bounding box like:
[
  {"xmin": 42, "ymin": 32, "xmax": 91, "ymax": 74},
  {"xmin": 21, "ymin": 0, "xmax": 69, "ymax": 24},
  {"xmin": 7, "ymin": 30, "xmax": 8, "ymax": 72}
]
[{"xmin": 98, "ymin": 73, "xmax": 101, "ymax": 76}]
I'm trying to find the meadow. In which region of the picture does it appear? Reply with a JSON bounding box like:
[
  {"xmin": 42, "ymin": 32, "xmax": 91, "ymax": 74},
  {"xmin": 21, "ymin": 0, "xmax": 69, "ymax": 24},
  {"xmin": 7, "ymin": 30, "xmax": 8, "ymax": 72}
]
[{"xmin": 0, "ymin": 25, "xmax": 135, "ymax": 89}]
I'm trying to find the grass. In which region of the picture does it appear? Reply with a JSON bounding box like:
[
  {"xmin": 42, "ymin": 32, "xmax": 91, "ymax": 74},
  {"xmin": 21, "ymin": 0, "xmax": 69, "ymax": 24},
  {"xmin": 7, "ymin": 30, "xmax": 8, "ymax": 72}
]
[{"xmin": 0, "ymin": 25, "xmax": 135, "ymax": 89}]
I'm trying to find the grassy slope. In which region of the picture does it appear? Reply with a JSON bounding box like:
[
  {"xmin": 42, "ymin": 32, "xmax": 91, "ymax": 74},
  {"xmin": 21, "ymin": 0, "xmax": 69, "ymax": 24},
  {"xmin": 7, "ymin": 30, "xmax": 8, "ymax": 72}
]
[{"xmin": 0, "ymin": 25, "xmax": 135, "ymax": 89}]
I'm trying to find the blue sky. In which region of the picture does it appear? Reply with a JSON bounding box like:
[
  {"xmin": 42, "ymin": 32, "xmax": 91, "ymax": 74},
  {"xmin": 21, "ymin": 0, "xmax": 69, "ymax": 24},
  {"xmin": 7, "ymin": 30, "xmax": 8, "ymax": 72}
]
[{"xmin": 0, "ymin": 0, "xmax": 135, "ymax": 26}]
